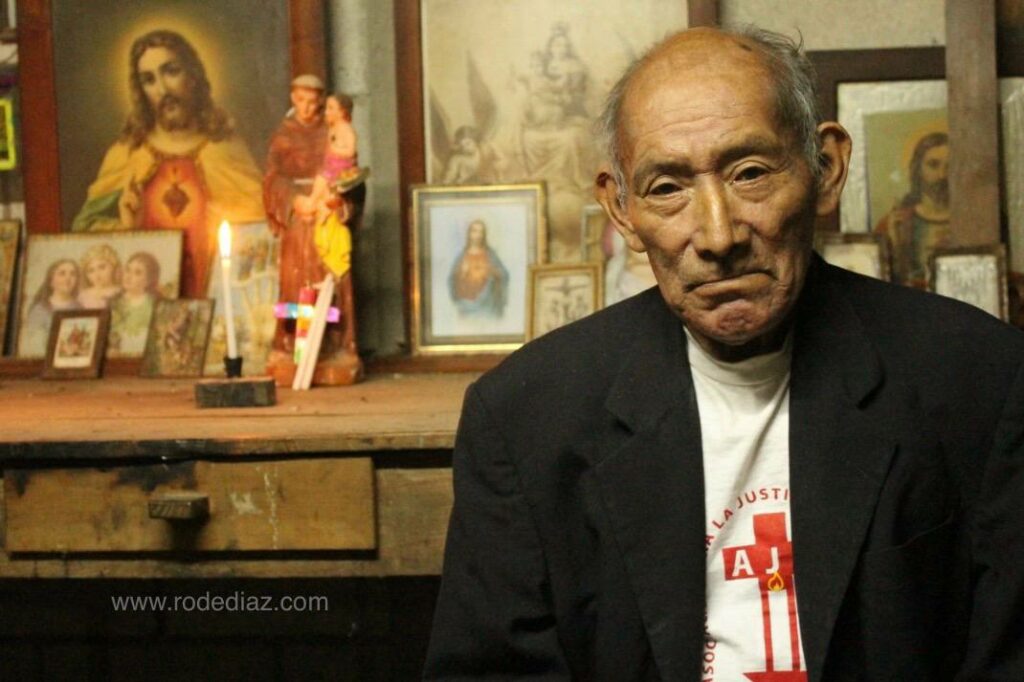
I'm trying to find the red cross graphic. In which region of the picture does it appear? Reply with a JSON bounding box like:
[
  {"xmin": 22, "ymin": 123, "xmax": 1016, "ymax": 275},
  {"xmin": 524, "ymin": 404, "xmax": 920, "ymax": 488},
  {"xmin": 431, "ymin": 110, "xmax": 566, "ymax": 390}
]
[{"xmin": 721, "ymin": 512, "xmax": 806, "ymax": 682}]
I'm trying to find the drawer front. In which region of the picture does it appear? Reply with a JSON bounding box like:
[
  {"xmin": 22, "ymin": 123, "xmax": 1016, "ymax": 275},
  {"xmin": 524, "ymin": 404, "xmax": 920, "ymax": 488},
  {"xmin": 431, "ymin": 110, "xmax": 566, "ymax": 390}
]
[{"xmin": 4, "ymin": 459, "xmax": 376, "ymax": 553}]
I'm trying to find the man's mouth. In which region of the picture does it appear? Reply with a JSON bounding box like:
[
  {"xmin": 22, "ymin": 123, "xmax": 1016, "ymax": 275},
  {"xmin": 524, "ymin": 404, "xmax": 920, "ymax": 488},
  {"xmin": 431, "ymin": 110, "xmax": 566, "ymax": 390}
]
[{"xmin": 690, "ymin": 271, "xmax": 768, "ymax": 291}]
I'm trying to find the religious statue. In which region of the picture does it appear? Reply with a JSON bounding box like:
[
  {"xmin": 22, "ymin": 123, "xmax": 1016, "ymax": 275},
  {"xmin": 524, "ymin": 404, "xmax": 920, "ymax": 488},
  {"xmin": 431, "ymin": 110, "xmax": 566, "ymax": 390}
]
[{"xmin": 263, "ymin": 75, "xmax": 367, "ymax": 386}]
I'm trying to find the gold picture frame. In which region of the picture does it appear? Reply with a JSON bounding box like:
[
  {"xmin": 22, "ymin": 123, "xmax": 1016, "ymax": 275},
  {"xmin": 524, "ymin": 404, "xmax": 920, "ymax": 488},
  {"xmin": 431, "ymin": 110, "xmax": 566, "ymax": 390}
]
[
  {"xmin": 526, "ymin": 262, "xmax": 602, "ymax": 341},
  {"xmin": 410, "ymin": 183, "xmax": 547, "ymax": 355}
]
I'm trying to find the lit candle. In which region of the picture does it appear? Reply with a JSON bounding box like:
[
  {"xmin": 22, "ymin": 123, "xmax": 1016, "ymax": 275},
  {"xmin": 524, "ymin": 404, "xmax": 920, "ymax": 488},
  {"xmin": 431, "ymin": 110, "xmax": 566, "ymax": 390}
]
[{"xmin": 217, "ymin": 220, "xmax": 238, "ymax": 360}]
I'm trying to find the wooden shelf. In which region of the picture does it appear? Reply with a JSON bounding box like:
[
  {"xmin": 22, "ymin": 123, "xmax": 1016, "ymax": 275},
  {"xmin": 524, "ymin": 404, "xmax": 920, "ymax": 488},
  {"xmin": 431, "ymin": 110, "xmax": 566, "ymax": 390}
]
[{"xmin": 0, "ymin": 372, "xmax": 476, "ymax": 461}]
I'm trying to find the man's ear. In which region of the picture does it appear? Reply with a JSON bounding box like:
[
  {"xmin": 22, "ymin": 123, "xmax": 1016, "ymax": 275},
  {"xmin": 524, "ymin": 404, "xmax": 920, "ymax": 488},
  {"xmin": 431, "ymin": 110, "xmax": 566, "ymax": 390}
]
[
  {"xmin": 814, "ymin": 122, "xmax": 852, "ymax": 216},
  {"xmin": 595, "ymin": 164, "xmax": 646, "ymax": 252}
]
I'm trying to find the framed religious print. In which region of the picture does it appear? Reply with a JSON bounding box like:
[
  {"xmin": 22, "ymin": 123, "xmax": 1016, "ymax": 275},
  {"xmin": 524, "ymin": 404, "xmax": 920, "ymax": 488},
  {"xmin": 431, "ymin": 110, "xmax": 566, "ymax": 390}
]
[
  {"xmin": 141, "ymin": 298, "xmax": 214, "ymax": 378},
  {"xmin": 17, "ymin": 0, "xmax": 302, "ymax": 298},
  {"xmin": 928, "ymin": 245, "xmax": 1009, "ymax": 321},
  {"xmin": 811, "ymin": 48, "xmax": 1024, "ymax": 283},
  {"xmin": 202, "ymin": 221, "xmax": 279, "ymax": 376},
  {"xmin": 42, "ymin": 308, "xmax": 110, "ymax": 379},
  {"xmin": 0, "ymin": 219, "xmax": 19, "ymax": 346},
  {"xmin": 397, "ymin": 0, "xmax": 688, "ymax": 267},
  {"xmin": 526, "ymin": 262, "xmax": 602, "ymax": 341},
  {"xmin": 411, "ymin": 183, "xmax": 546, "ymax": 355},
  {"xmin": 580, "ymin": 204, "xmax": 608, "ymax": 264},
  {"xmin": 15, "ymin": 231, "xmax": 183, "ymax": 360},
  {"xmin": 815, "ymin": 231, "xmax": 891, "ymax": 282}
]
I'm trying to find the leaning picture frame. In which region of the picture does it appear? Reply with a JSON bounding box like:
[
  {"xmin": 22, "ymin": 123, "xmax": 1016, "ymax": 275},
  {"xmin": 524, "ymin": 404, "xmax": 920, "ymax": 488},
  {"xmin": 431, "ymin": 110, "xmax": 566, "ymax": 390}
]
[
  {"xmin": 14, "ymin": 230, "xmax": 183, "ymax": 360},
  {"xmin": 814, "ymin": 231, "xmax": 892, "ymax": 282},
  {"xmin": 411, "ymin": 183, "xmax": 547, "ymax": 355},
  {"xmin": 0, "ymin": 219, "xmax": 19, "ymax": 346},
  {"xmin": 526, "ymin": 262, "xmax": 602, "ymax": 342},
  {"xmin": 42, "ymin": 308, "xmax": 110, "ymax": 380},
  {"xmin": 141, "ymin": 298, "xmax": 215, "ymax": 378},
  {"xmin": 928, "ymin": 244, "xmax": 1009, "ymax": 322}
]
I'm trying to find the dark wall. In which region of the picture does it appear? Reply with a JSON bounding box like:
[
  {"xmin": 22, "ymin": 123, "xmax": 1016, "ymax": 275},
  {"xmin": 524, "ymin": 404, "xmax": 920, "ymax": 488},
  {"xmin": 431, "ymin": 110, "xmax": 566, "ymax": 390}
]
[{"xmin": 0, "ymin": 577, "xmax": 440, "ymax": 681}]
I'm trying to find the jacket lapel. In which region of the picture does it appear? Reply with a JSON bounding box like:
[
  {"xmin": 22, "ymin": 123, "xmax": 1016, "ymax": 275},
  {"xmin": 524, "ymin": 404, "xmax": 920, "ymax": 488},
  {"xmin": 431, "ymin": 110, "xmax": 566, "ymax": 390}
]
[
  {"xmin": 593, "ymin": 291, "xmax": 707, "ymax": 681},
  {"xmin": 789, "ymin": 260, "xmax": 895, "ymax": 682}
]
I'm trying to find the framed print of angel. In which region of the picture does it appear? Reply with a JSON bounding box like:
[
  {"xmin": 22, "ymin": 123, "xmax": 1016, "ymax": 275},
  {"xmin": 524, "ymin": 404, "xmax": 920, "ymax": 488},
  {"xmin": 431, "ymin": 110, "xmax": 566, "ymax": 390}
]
[{"xmin": 419, "ymin": 0, "xmax": 686, "ymax": 263}]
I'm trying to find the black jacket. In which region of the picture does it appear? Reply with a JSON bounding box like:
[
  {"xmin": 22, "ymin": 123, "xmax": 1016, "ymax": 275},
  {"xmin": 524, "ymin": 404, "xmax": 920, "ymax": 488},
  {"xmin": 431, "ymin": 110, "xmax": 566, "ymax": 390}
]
[{"xmin": 425, "ymin": 258, "xmax": 1024, "ymax": 681}]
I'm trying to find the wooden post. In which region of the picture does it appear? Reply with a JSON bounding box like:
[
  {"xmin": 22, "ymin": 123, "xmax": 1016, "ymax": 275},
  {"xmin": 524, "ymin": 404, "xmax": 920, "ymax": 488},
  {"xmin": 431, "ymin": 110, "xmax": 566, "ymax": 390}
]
[
  {"xmin": 946, "ymin": 0, "xmax": 1001, "ymax": 246},
  {"xmin": 687, "ymin": 0, "xmax": 718, "ymax": 27},
  {"xmin": 290, "ymin": 0, "xmax": 327, "ymax": 79},
  {"xmin": 15, "ymin": 0, "xmax": 60, "ymax": 234}
]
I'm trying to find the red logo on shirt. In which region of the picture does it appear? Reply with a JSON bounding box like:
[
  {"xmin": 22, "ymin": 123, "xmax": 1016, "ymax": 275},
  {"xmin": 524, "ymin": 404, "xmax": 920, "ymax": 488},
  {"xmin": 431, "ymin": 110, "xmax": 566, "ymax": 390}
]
[{"xmin": 722, "ymin": 512, "xmax": 806, "ymax": 682}]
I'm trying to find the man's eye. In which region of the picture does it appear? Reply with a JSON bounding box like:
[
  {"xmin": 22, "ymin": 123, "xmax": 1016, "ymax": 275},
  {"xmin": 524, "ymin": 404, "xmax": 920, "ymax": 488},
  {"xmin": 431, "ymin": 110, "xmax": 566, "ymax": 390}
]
[
  {"xmin": 140, "ymin": 74, "xmax": 155, "ymax": 85},
  {"xmin": 649, "ymin": 182, "xmax": 679, "ymax": 196},
  {"xmin": 734, "ymin": 166, "xmax": 767, "ymax": 182}
]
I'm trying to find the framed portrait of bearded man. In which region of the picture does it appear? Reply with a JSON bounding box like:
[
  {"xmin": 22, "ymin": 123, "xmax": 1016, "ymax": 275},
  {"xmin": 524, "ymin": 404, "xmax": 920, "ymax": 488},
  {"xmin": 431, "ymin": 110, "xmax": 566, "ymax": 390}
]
[{"xmin": 41, "ymin": 0, "xmax": 292, "ymax": 298}]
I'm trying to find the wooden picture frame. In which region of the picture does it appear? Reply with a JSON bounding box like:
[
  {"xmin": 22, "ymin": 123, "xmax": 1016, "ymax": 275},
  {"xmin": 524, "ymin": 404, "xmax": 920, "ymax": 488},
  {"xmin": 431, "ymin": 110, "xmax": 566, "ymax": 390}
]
[
  {"xmin": 0, "ymin": 219, "xmax": 19, "ymax": 346},
  {"xmin": 807, "ymin": 48, "xmax": 945, "ymax": 233},
  {"xmin": 42, "ymin": 308, "xmax": 110, "ymax": 379},
  {"xmin": 141, "ymin": 298, "xmax": 214, "ymax": 378},
  {"xmin": 410, "ymin": 183, "xmax": 546, "ymax": 355},
  {"xmin": 928, "ymin": 244, "xmax": 1009, "ymax": 322},
  {"xmin": 16, "ymin": 0, "xmax": 325, "ymax": 237},
  {"xmin": 526, "ymin": 262, "xmax": 602, "ymax": 341},
  {"xmin": 815, "ymin": 231, "xmax": 891, "ymax": 282}
]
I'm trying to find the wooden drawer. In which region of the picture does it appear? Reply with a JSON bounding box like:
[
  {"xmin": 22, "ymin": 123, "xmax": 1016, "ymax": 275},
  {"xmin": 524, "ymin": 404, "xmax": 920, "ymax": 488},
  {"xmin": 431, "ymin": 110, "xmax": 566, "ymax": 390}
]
[{"xmin": 3, "ymin": 459, "xmax": 376, "ymax": 553}]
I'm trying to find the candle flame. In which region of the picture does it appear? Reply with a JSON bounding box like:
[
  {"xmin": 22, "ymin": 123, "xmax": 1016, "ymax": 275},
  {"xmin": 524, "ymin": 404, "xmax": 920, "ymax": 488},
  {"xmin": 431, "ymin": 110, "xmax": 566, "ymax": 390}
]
[{"xmin": 218, "ymin": 220, "xmax": 232, "ymax": 258}]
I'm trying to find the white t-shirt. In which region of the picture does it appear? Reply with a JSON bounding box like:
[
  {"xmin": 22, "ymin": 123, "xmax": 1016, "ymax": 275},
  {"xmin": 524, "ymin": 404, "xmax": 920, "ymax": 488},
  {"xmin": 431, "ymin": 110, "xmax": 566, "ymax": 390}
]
[{"xmin": 686, "ymin": 329, "xmax": 807, "ymax": 682}]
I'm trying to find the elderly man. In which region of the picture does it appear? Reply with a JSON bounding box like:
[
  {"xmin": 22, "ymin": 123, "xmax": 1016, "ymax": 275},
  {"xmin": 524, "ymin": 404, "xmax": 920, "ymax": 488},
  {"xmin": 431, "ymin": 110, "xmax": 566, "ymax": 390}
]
[
  {"xmin": 72, "ymin": 30, "xmax": 264, "ymax": 296},
  {"xmin": 425, "ymin": 26, "xmax": 1024, "ymax": 681}
]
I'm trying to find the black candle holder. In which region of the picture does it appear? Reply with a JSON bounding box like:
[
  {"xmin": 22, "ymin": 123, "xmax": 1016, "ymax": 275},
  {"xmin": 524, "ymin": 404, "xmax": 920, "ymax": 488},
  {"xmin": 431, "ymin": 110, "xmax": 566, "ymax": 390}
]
[{"xmin": 224, "ymin": 356, "xmax": 243, "ymax": 378}]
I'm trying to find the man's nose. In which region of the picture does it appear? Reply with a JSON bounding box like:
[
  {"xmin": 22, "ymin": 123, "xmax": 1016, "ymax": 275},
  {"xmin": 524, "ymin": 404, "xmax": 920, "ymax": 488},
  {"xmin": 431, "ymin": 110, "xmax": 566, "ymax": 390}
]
[{"xmin": 691, "ymin": 177, "xmax": 746, "ymax": 258}]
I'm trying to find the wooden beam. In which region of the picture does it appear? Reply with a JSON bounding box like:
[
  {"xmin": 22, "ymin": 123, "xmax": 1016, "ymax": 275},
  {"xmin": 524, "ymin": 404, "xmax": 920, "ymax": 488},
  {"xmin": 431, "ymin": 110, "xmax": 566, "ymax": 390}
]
[
  {"xmin": 946, "ymin": 0, "xmax": 1001, "ymax": 246},
  {"xmin": 289, "ymin": 0, "xmax": 327, "ymax": 79},
  {"xmin": 687, "ymin": 0, "xmax": 718, "ymax": 27},
  {"xmin": 15, "ymin": 0, "xmax": 60, "ymax": 234}
]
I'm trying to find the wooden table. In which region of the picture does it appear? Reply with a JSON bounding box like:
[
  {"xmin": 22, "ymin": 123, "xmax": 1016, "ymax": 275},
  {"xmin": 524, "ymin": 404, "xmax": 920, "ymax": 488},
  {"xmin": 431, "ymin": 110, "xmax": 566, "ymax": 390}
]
[{"xmin": 0, "ymin": 373, "xmax": 473, "ymax": 579}]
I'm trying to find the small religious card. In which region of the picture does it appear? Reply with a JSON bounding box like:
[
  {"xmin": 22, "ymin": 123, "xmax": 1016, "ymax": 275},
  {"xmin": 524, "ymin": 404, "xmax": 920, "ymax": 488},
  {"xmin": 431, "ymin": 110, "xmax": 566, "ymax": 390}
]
[
  {"xmin": 42, "ymin": 308, "xmax": 110, "ymax": 379},
  {"xmin": 929, "ymin": 245, "xmax": 1008, "ymax": 321},
  {"xmin": 815, "ymin": 231, "xmax": 891, "ymax": 281},
  {"xmin": 527, "ymin": 262, "xmax": 602, "ymax": 341},
  {"xmin": 141, "ymin": 299, "xmax": 214, "ymax": 378}
]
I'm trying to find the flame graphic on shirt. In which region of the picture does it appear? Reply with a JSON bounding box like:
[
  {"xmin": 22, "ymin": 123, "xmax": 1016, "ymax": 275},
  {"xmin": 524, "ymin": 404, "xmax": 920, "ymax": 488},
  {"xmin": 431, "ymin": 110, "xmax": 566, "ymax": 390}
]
[{"xmin": 767, "ymin": 571, "xmax": 785, "ymax": 592}]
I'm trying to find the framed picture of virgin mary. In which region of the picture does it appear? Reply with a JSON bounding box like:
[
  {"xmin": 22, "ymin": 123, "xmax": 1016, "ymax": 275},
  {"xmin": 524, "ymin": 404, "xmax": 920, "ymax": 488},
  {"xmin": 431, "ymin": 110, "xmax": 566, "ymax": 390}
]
[{"xmin": 411, "ymin": 183, "xmax": 547, "ymax": 355}]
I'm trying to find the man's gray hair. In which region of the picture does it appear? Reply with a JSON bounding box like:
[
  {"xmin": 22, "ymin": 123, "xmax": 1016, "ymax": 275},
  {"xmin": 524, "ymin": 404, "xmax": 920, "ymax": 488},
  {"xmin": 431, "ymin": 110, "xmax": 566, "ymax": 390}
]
[{"xmin": 596, "ymin": 26, "xmax": 823, "ymax": 206}]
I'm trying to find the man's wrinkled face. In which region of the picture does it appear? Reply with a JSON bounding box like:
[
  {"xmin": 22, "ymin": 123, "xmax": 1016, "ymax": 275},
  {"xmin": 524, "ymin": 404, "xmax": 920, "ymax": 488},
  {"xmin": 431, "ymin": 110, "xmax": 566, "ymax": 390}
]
[
  {"xmin": 611, "ymin": 35, "xmax": 821, "ymax": 357},
  {"xmin": 138, "ymin": 46, "xmax": 194, "ymax": 131},
  {"xmin": 291, "ymin": 87, "xmax": 322, "ymax": 126}
]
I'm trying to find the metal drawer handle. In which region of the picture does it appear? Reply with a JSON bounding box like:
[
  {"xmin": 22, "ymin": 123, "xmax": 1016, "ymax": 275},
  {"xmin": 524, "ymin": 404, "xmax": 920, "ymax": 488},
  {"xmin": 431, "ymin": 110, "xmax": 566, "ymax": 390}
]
[{"xmin": 148, "ymin": 492, "xmax": 210, "ymax": 521}]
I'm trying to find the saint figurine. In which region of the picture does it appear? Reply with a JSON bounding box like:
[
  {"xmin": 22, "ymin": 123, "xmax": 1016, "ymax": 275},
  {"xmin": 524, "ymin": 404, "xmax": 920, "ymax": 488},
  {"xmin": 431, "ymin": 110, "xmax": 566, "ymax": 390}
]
[{"xmin": 263, "ymin": 76, "xmax": 367, "ymax": 386}]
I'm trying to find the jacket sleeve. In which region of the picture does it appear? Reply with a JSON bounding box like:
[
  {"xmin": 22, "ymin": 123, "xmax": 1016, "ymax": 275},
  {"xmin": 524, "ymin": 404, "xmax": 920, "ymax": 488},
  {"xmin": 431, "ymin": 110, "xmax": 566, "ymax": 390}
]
[
  {"xmin": 424, "ymin": 383, "xmax": 571, "ymax": 680},
  {"xmin": 958, "ymin": 361, "xmax": 1024, "ymax": 681}
]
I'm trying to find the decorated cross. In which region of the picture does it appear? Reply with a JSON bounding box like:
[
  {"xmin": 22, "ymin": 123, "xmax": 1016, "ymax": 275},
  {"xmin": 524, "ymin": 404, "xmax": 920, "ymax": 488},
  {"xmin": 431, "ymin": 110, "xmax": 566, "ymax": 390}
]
[{"xmin": 274, "ymin": 286, "xmax": 341, "ymax": 365}]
